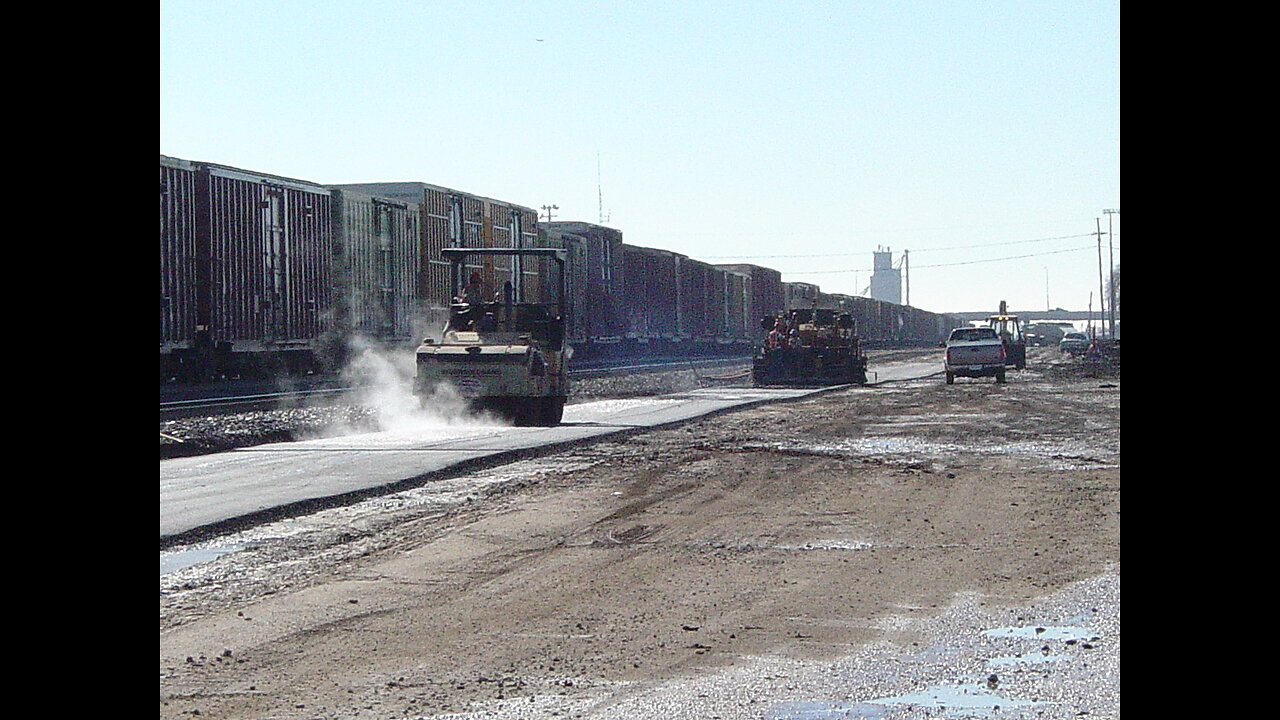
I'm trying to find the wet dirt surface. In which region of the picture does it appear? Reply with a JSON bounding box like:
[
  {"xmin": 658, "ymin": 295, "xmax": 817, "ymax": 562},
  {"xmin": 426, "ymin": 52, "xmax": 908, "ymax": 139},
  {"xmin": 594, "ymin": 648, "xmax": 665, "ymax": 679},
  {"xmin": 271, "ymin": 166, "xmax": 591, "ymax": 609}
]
[{"xmin": 159, "ymin": 347, "xmax": 1119, "ymax": 719}]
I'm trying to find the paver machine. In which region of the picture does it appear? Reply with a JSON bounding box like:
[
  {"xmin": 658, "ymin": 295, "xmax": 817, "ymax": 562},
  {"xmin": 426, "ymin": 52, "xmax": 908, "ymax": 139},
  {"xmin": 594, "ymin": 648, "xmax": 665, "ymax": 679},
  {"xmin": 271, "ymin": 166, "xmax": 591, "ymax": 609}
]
[
  {"xmin": 414, "ymin": 247, "xmax": 569, "ymax": 425},
  {"xmin": 752, "ymin": 307, "xmax": 868, "ymax": 387},
  {"xmin": 987, "ymin": 301, "xmax": 1027, "ymax": 370}
]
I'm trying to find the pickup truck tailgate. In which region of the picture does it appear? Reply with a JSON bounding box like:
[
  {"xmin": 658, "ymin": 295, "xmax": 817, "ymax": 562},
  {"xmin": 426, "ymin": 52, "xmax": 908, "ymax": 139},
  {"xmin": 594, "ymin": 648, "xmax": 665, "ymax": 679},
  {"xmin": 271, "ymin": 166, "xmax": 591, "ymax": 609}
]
[{"xmin": 948, "ymin": 344, "xmax": 1003, "ymax": 365}]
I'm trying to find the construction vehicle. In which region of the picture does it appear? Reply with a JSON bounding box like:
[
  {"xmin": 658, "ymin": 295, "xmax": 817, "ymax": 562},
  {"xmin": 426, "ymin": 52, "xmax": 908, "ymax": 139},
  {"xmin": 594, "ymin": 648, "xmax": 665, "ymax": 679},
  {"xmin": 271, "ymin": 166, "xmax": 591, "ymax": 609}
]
[
  {"xmin": 752, "ymin": 307, "xmax": 868, "ymax": 387},
  {"xmin": 987, "ymin": 301, "xmax": 1026, "ymax": 370},
  {"xmin": 414, "ymin": 247, "xmax": 569, "ymax": 426}
]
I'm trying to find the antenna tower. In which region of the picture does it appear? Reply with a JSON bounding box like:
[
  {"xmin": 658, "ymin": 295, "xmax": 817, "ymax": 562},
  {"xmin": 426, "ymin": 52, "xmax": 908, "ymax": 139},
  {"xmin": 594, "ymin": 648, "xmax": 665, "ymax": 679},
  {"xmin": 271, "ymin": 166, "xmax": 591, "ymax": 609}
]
[{"xmin": 596, "ymin": 153, "xmax": 610, "ymax": 224}]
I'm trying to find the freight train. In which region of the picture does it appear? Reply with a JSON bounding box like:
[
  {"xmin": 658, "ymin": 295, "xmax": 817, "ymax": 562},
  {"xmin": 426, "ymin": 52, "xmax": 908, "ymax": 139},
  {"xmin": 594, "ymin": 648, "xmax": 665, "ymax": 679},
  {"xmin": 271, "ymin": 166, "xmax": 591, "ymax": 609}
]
[{"xmin": 160, "ymin": 154, "xmax": 966, "ymax": 382}]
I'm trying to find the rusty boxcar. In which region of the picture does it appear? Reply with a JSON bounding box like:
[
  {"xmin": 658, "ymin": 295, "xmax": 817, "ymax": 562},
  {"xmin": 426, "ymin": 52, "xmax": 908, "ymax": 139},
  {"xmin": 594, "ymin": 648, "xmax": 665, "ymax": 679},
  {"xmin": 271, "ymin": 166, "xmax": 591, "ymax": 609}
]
[{"xmin": 159, "ymin": 156, "xmax": 336, "ymax": 380}]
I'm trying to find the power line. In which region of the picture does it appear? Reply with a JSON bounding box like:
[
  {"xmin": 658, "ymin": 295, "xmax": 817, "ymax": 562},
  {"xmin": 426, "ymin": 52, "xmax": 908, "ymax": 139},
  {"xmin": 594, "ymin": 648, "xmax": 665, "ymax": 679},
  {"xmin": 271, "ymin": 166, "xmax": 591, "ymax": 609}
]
[
  {"xmin": 702, "ymin": 233, "xmax": 1095, "ymax": 260},
  {"xmin": 787, "ymin": 245, "xmax": 1099, "ymax": 275},
  {"xmin": 917, "ymin": 233, "xmax": 1096, "ymax": 253}
]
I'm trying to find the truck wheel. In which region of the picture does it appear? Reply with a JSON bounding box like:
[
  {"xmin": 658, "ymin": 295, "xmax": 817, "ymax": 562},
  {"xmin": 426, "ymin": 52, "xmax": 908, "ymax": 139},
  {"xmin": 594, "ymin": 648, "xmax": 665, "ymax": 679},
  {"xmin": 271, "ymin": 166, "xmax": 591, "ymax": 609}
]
[
  {"xmin": 996, "ymin": 370, "xmax": 1006, "ymax": 383},
  {"xmin": 945, "ymin": 372, "xmax": 954, "ymax": 385}
]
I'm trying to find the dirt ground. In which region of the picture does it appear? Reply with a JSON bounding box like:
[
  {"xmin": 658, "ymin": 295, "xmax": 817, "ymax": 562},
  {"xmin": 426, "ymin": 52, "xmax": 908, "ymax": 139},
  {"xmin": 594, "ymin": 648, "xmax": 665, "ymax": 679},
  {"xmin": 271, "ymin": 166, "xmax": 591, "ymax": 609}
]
[{"xmin": 159, "ymin": 348, "xmax": 1119, "ymax": 719}]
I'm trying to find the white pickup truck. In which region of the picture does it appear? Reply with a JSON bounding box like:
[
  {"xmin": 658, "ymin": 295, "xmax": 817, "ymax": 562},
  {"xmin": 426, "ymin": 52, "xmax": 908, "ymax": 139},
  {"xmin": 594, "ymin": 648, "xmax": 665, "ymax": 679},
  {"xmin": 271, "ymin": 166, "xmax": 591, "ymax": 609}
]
[{"xmin": 943, "ymin": 327, "xmax": 1008, "ymax": 384}]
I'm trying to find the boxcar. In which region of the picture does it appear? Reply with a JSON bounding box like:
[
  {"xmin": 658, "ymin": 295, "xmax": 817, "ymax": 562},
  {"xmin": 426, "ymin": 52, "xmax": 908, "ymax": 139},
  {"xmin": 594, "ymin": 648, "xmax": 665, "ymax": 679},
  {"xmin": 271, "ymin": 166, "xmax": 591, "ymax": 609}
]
[
  {"xmin": 784, "ymin": 281, "xmax": 820, "ymax": 310},
  {"xmin": 160, "ymin": 156, "xmax": 336, "ymax": 379},
  {"xmin": 160, "ymin": 155, "xmax": 198, "ymax": 365},
  {"xmin": 331, "ymin": 182, "xmax": 540, "ymax": 316},
  {"xmin": 721, "ymin": 268, "xmax": 751, "ymax": 343},
  {"xmin": 716, "ymin": 263, "xmax": 783, "ymax": 331},
  {"xmin": 621, "ymin": 243, "xmax": 684, "ymax": 347},
  {"xmin": 678, "ymin": 256, "xmax": 717, "ymax": 346},
  {"xmin": 328, "ymin": 188, "xmax": 422, "ymax": 347},
  {"xmin": 543, "ymin": 221, "xmax": 626, "ymax": 352}
]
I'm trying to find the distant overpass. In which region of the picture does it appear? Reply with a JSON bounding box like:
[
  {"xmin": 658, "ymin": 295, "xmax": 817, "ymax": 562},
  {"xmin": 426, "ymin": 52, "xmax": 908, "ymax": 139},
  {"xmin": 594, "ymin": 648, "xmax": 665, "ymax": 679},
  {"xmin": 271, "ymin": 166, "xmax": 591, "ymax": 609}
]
[{"xmin": 948, "ymin": 310, "xmax": 1101, "ymax": 322}]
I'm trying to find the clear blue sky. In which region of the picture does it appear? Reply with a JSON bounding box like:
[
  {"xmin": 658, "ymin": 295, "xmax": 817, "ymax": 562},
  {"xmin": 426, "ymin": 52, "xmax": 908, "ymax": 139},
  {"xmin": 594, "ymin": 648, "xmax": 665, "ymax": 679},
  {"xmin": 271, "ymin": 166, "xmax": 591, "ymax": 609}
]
[{"xmin": 160, "ymin": 0, "xmax": 1119, "ymax": 316}]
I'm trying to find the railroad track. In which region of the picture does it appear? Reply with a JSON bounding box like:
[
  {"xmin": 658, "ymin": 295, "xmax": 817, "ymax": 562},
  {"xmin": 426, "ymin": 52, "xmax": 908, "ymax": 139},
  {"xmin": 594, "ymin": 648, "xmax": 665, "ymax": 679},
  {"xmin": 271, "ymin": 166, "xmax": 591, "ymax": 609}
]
[{"xmin": 160, "ymin": 356, "xmax": 752, "ymax": 420}]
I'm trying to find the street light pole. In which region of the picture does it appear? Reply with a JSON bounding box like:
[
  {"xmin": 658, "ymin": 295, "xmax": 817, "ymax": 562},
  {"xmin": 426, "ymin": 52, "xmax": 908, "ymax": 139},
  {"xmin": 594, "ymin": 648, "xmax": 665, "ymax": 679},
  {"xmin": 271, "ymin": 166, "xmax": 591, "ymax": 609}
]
[{"xmin": 1104, "ymin": 208, "xmax": 1119, "ymax": 339}]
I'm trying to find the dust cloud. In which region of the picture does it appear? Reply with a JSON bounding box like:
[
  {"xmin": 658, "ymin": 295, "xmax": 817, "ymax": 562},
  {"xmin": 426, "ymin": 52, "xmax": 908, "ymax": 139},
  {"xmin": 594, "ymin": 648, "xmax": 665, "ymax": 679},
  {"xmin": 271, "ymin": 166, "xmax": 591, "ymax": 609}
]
[{"xmin": 329, "ymin": 336, "xmax": 509, "ymax": 434}]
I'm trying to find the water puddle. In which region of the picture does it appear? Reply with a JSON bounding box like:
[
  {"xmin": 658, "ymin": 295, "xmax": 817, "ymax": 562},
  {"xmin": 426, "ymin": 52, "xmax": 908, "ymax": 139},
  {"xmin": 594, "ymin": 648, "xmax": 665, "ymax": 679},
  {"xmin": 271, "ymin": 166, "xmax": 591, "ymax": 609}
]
[
  {"xmin": 160, "ymin": 543, "xmax": 244, "ymax": 575},
  {"xmin": 767, "ymin": 700, "xmax": 891, "ymax": 719},
  {"xmin": 983, "ymin": 624, "xmax": 1093, "ymax": 641},
  {"xmin": 986, "ymin": 652, "xmax": 1069, "ymax": 666},
  {"xmin": 870, "ymin": 681, "xmax": 1039, "ymax": 712},
  {"xmin": 768, "ymin": 681, "xmax": 1041, "ymax": 719}
]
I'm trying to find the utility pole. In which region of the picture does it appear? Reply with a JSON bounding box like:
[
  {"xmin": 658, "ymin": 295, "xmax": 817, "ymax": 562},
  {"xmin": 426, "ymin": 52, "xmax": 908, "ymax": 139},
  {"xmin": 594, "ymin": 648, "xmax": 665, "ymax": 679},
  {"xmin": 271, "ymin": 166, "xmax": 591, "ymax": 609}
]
[
  {"xmin": 1044, "ymin": 267, "xmax": 1050, "ymax": 312},
  {"xmin": 541, "ymin": 204, "xmax": 559, "ymax": 223},
  {"xmin": 1104, "ymin": 208, "xmax": 1119, "ymax": 339},
  {"xmin": 1094, "ymin": 217, "xmax": 1106, "ymax": 338},
  {"xmin": 903, "ymin": 249, "xmax": 910, "ymax": 307}
]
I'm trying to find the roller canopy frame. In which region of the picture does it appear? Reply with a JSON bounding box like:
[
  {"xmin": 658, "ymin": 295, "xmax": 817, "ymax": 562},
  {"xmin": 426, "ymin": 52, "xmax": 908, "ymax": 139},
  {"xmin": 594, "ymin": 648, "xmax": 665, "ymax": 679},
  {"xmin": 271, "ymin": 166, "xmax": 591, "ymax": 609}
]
[{"xmin": 441, "ymin": 247, "xmax": 567, "ymax": 307}]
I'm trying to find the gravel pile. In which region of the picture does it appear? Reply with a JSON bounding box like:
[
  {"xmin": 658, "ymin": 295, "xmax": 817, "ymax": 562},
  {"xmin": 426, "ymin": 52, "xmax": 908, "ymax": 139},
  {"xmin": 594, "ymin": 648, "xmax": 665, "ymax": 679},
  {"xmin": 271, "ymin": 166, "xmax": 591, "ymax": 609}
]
[{"xmin": 160, "ymin": 364, "xmax": 752, "ymax": 459}]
